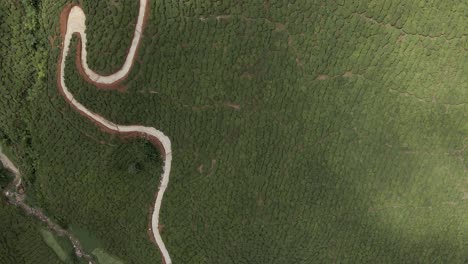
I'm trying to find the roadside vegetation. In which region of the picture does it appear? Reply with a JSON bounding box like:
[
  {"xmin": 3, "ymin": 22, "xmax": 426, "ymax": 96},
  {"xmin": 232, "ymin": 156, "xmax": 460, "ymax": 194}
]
[
  {"xmin": 0, "ymin": 164, "xmax": 13, "ymax": 189},
  {"xmin": 1, "ymin": 0, "xmax": 466, "ymax": 263},
  {"xmin": 0, "ymin": 2, "xmax": 59, "ymax": 262}
]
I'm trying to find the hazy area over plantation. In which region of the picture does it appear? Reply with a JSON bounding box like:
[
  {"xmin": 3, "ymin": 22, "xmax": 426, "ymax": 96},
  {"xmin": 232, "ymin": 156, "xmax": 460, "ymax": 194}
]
[{"xmin": 0, "ymin": 0, "xmax": 466, "ymax": 263}]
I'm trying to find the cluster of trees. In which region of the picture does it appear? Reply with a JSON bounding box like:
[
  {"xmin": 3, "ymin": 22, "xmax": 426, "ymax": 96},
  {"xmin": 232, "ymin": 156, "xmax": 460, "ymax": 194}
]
[{"xmin": 0, "ymin": 1, "xmax": 84, "ymax": 263}]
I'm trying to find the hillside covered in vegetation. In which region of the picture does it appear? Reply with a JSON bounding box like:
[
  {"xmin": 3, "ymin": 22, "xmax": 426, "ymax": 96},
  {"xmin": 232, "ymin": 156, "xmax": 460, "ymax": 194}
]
[{"xmin": 0, "ymin": 0, "xmax": 466, "ymax": 263}]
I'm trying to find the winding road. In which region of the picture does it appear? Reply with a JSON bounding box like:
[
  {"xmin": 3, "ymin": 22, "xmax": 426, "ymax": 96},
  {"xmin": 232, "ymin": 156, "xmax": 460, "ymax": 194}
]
[{"xmin": 58, "ymin": 1, "xmax": 173, "ymax": 263}]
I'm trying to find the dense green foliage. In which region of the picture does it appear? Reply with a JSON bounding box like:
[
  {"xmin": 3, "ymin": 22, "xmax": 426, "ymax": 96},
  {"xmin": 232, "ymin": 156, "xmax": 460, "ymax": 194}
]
[
  {"xmin": 0, "ymin": 164, "xmax": 13, "ymax": 189},
  {"xmin": 82, "ymin": 0, "xmax": 139, "ymax": 75},
  {"xmin": 1, "ymin": 0, "xmax": 467, "ymax": 263},
  {"xmin": 0, "ymin": 0, "xmax": 46, "ymax": 189},
  {"xmin": 0, "ymin": 203, "xmax": 63, "ymax": 264},
  {"xmin": 0, "ymin": 2, "xmax": 61, "ymax": 262}
]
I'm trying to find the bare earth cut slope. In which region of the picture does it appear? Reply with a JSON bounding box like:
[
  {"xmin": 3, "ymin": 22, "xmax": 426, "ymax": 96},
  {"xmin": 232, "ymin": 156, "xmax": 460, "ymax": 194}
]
[{"xmin": 58, "ymin": 1, "xmax": 173, "ymax": 263}]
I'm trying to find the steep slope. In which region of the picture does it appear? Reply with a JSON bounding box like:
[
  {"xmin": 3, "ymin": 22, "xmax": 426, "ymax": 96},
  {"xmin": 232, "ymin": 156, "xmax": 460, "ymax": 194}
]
[{"xmin": 0, "ymin": 0, "xmax": 466, "ymax": 263}]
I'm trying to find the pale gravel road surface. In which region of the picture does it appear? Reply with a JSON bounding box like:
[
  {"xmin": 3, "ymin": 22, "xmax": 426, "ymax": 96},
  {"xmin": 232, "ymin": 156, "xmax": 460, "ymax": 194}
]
[{"xmin": 60, "ymin": 1, "xmax": 173, "ymax": 263}]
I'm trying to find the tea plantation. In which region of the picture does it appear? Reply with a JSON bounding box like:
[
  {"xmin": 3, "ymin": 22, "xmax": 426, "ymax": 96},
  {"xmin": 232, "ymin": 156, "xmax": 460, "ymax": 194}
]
[{"xmin": 1, "ymin": 0, "xmax": 466, "ymax": 263}]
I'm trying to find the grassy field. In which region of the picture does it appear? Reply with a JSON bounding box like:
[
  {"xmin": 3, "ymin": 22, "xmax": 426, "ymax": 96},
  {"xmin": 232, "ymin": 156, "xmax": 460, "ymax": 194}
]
[
  {"xmin": 40, "ymin": 228, "xmax": 77, "ymax": 263},
  {"xmin": 1, "ymin": 0, "xmax": 467, "ymax": 263}
]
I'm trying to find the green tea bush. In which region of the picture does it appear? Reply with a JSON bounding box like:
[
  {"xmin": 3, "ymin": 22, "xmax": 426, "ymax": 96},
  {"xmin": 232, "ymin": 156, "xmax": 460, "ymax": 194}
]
[{"xmin": 0, "ymin": 0, "xmax": 466, "ymax": 263}]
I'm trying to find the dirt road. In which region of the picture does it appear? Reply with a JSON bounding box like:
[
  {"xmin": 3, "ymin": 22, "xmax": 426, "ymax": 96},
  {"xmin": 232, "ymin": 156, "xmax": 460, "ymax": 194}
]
[{"xmin": 58, "ymin": 1, "xmax": 173, "ymax": 263}]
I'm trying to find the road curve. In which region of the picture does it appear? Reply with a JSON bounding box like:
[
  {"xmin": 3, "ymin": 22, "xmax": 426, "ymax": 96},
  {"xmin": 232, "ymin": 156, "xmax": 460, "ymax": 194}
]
[{"xmin": 58, "ymin": 1, "xmax": 173, "ymax": 263}]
